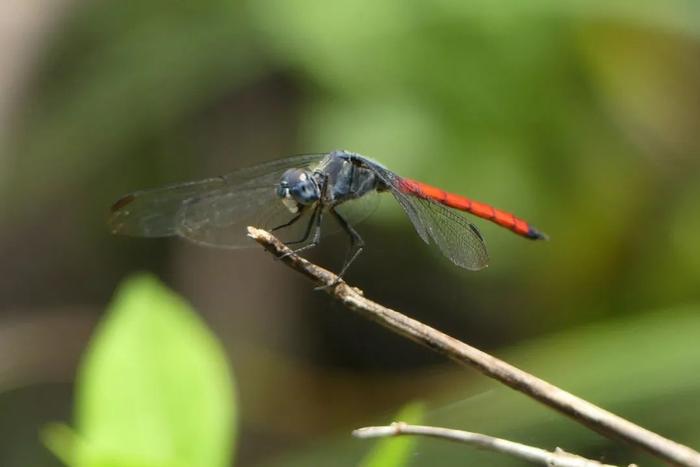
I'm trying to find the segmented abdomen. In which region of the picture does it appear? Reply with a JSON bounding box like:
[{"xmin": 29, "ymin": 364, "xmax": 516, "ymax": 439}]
[{"xmin": 398, "ymin": 178, "xmax": 547, "ymax": 240}]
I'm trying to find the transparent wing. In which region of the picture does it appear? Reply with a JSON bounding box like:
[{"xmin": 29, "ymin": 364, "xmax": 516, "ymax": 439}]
[
  {"xmin": 180, "ymin": 183, "xmax": 381, "ymax": 248},
  {"xmin": 108, "ymin": 154, "xmax": 326, "ymax": 247},
  {"xmin": 353, "ymin": 158, "xmax": 489, "ymax": 270},
  {"xmin": 178, "ymin": 184, "xmax": 317, "ymax": 248},
  {"xmin": 332, "ymin": 189, "xmax": 381, "ymax": 231},
  {"xmin": 393, "ymin": 193, "xmax": 489, "ymax": 270}
]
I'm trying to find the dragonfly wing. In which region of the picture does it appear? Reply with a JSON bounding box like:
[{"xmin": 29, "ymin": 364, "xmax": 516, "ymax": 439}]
[
  {"xmin": 108, "ymin": 177, "xmax": 226, "ymax": 237},
  {"xmin": 396, "ymin": 193, "xmax": 489, "ymax": 270},
  {"xmin": 177, "ymin": 185, "xmax": 299, "ymax": 248},
  {"xmin": 219, "ymin": 154, "xmax": 327, "ymax": 187},
  {"xmin": 108, "ymin": 154, "xmax": 326, "ymax": 245},
  {"xmin": 342, "ymin": 157, "xmax": 431, "ymax": 244},
  {"xmin": 389, "ymin": 190, "xmax": 431, "ymax": 244},
  {"xmin": 350, "ymin": 158, "xmax": 489, "ymax": 270},
  {"xmin": 332, "ymin": 189, "xmax": 381, "ymax": 232}
]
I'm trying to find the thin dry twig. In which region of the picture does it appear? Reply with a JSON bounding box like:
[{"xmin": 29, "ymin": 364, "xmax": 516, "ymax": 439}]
[
  {"xmin": 247, "ymin": 226, "xmax": 700, "ymax": 467},
  {"xmin": 353, "ymin": 422, "xmax": 626, "ymax": 467}
]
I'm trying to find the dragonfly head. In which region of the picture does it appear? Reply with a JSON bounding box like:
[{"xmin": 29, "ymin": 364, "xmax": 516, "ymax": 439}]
[{"xmin": 277, "ymin": 169, "xmax": 321, "ymax": 213}]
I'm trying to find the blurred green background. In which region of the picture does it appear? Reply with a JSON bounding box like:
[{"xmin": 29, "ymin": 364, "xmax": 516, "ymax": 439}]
[{"xmin": 1, "ymin": 0, "xmax": 700, "ymax": 466}]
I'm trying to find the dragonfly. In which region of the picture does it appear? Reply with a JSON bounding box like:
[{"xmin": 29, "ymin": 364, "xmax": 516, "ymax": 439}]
[{"xmin": 109, "ymin": 150, "xmax": 547, "ymax": 279}]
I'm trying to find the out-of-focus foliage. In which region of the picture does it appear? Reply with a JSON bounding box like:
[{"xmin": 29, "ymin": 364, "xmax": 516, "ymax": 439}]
[
  {"xmin": 359, "ymin": 402, "xmax": 425, "ymax": 467},
  {"xmin": 42, "ymin": 275, "xmax": 236, "ymax": 467},
  {"xmin": 264, "ymin": 304, "xmax": 700, "ymax": 466},
  {"xmin": 10, "ymin": 1, "xmax": 252, "ymax": 186}
]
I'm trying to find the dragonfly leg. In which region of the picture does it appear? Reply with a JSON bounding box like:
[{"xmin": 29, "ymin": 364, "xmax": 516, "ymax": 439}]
[
  {"xmin": 280, "ymin": 204, "xmax": 324, "ymax": 259},
  {"xmin": 283, "ymin": 205, "xmax": 319, "ymax": 246},
  {"xmin": 284, "ymin": 173, "xmax": 329, "ymax": 251},
  {"xmin": 271, "ymin": 209, "xmax": 304, "ymax": 233},
  {"xmin": 314, "ymin": 207, "xmax": 364, "ymax": 289}
]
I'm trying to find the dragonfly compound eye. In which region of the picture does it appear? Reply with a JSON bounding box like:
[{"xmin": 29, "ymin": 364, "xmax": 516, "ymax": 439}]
[
  {"xmin": 278, "ymin": 169, "xmax": 320, "ymax": 207},
  {"xmin": 275, "ymin": 181, "xmax": 289, "ymax": 199}
]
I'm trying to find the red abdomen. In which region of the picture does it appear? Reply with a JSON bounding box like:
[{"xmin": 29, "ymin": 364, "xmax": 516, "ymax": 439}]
[{"xmin": 399, "ymin": 178, "xmax": 547, "ymax": 240}]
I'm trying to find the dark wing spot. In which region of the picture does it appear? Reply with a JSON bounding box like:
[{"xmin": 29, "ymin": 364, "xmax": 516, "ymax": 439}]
[
  {"xmin": 468, "ymin": 223, "xmax": 485, "ymax": 242},
  {"xmin": 110, "ymin": 194, "xmax": 135, "ymax": 213}
]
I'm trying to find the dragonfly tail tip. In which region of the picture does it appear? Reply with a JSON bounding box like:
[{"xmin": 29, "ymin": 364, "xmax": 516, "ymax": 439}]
[{"xmin": 527, "ymin": 226, "xmax": 549, "ymax": 241}]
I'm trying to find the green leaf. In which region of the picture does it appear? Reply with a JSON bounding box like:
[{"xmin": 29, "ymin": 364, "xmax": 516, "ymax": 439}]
[
  {"xmin": 42, "ymin": 423, "xmax": 81, "ymax": 466},
  {"xmin": 360, "ymin": 402, "xmax": 425, "ymax": 467},
  {"xmin": 60, "ymin": 273, "xmax": 235, "ymax": 467},
  {"xmin": 42, "ymin": 423, "xmax": 156, "ymax": 467}
]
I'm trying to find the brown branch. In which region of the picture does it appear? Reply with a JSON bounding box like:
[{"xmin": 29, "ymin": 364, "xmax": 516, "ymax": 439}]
[
  {"xmin": 353, "ymin": 422, "xmax": 628, "ymax": 467},
  {"xmin": 247, "ymin": 227, "xmax": 700, "ymax": 467}
]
